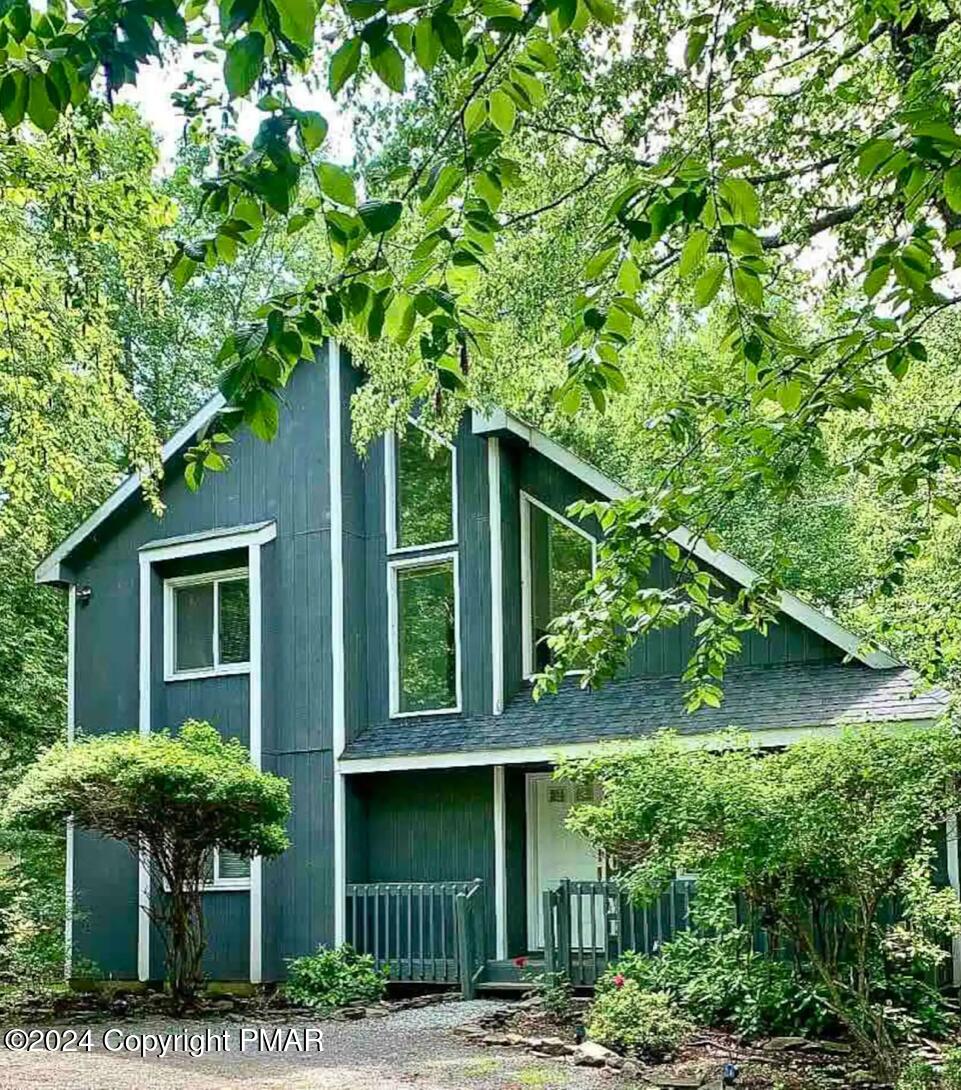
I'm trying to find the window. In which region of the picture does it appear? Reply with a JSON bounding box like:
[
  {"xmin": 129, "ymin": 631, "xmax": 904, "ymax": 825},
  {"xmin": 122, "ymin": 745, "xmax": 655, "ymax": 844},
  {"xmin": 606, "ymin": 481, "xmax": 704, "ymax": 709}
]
[
  {"xmin": 388, "ymin": 426, "xmax": 456, "ymax": 551},
  {"xmin": 389, "ymin": 555, "xmax": 460, "ymax": 715},
  {"xmin": 202, "ymin": 848, "xmax": 251, "ymax": 889},
  {"xmin": 522, "ymin": 495, "xmax": 596, "ymax": 677},
  {"xmin": 165, "ymin": 570, "xmax": 250, "ymax": 679}
]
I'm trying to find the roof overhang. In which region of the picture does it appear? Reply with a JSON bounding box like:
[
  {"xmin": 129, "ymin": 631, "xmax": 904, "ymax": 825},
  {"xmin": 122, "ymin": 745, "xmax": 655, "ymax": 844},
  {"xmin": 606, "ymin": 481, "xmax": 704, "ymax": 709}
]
[{"xmin": 472, "ymin": 408, "xmax": 898, "ymax": 670}]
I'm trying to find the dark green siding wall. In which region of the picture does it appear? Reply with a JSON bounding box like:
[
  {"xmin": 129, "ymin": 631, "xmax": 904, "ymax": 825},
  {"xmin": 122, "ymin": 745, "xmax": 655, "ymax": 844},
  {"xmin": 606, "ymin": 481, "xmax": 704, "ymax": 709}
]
[
  {"xmin": 347, "ymin": 769, "xmax": 496, "ymax": 953},
  {"xmin": 69, "ymin": 351, "xmax": 337, "ymax": 981}
]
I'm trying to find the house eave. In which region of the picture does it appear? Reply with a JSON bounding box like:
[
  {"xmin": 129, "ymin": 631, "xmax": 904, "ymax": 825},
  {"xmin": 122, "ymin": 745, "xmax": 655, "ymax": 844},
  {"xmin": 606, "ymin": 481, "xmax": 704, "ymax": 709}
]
[{"xmin": 471, "ymin": 408, "xmax": 898, "ymax": 670}]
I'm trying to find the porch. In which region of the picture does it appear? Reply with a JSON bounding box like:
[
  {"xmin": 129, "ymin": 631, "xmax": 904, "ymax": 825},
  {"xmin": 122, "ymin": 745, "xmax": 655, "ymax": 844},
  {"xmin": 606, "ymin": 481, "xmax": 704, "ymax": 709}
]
[{"xmin": 343, "ymin": 764, "xmax": 696, "ymax": 995}]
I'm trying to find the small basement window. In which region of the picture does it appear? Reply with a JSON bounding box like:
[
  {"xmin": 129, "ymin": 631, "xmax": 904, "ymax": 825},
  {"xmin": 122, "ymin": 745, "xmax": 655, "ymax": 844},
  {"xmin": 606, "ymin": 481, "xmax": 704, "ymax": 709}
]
[
  {"xmin": 166, "ymin": 570, "xmax": 250, "ymax": 679},
  {"xmin": 390, "ymin": 555, "xmax": 459, "ymax": 715},
  {"xmin": 389, "ymin": 427, "xmax": 456, "ymax": 551},
  {"xmin": 202, "ymin": 848, "xmax": 251, "ymax": 890},
  {"xmin": 522, "ymin": 495, "xmax": 595, "ymax": 676}
]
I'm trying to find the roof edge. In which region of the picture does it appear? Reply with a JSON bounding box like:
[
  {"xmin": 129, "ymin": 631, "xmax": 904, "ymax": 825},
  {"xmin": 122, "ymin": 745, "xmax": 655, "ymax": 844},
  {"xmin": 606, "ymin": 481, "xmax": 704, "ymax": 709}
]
[
  {"xmin": 35, "ymin": 391, "xmax": 226, "ymax": 587},
  {"xmin": 472, "ymin": 408, "xmax": 899, "ymax": 670}
]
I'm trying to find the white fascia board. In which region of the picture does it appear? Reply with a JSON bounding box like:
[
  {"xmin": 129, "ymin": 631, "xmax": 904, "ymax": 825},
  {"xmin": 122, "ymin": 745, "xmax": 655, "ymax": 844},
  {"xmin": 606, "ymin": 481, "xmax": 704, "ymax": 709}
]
[
  {"xmin": 140, "ymin": 520, "xmax": 276, "ymax": 563},
  {"xmin": 35, "ymin": 392, "xmax": 227, "ymax": 586},
  {"xmin": 471, "ymin": 408, "xmax": 898, "ymax": 670},
  {"xmin": 338, "ymin": 718, "xmax": 936, "ymax": 775}
]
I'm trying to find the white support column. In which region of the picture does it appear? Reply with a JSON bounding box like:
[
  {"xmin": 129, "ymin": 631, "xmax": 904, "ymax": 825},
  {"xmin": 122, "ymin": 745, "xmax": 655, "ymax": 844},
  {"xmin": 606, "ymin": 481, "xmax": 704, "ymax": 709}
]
[
  {"xmin": 249, "ymin": 541, "xmax": 263, "ymax": 984},
  {"xmin": 948, "ymin": 815, "xmax": 961, "ymax": 986},
  {"xmin": 137, "ymin": 555, "xmax": 151, "ymax": 982},
  {"xmin": 488, "ymin": 438, "xmax": 504, "ymax": 716},
  {"xmin": 64, "ymin": 585, "xmax": 77, "ymax": 981},
  {"xmin": 329, "ymin": 340, "xmax": 347, "ymax": 947},
  {"xmin": 493, "ymin": 764, "xmax": 507, "ymax": 960}
]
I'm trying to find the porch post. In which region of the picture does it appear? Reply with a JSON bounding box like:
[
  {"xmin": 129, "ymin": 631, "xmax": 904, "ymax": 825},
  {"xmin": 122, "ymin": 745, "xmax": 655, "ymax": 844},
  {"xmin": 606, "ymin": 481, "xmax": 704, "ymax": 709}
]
[{"xmin": 494, "ymin": 765, "xmax": 507, "ymax": 959}]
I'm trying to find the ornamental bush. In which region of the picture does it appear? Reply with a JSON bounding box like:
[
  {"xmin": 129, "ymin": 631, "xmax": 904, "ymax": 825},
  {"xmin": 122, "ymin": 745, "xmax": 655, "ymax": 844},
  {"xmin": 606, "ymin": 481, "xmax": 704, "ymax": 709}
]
[
  {"xmin": 3, "ymin": 720, "xmax": 291, "ymax": 1006},
  {"xmin": 588, "ymin": 977, "xmax": 691, "ymax": 1058},
  {"xmin": 561, "ymin": 725, "xmax": 961, "ymax": 1074},
  {"xmin": 284, "ymin": 945, "xmax": 388, "ymax": 1011}
]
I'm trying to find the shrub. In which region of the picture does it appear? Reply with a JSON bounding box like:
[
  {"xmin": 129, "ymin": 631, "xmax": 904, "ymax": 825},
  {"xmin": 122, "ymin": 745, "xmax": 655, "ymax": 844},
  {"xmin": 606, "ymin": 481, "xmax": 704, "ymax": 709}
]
[
  {"xmin": 285, "ymin": 944, "xmax": 388, "ymax": 1011},
  {"xmin": 588, "ymin": 976, "xmax": 691, "ymax": 1058},
  {"xmin": 519, "ymin": 964, "xmax": 573, "ymax": 1019},
  {"xmin": 602, "ymin": 932, "xmax": 833, "ymax": 1038},
  {"xmin": 4, "ymin": 720, "xmax": 291, "ymax": 1006}
]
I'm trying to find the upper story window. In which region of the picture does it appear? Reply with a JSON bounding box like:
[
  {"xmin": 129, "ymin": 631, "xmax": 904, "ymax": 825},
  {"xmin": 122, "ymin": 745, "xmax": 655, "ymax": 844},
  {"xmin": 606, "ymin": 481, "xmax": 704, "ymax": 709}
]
[
  {"xmin": 388, "ymin": 553, "xmax": 460, "ymax": 716},
  {"xmin": 165, "ymin": 569, "xmax": 250, "ymax": 680},
  {"xmin": 387, "ymin": 426, "xmax": 457, "ymax": 552},
  {"xmin": 521, "ymin": 494, "xmax": 596, "ymax": 677}
]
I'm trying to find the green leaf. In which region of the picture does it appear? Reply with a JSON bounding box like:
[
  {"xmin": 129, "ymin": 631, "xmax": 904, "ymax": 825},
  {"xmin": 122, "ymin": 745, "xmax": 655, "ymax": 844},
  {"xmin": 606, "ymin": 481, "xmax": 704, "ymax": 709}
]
[
  {"xmin": 369, "ymin": 36, "xmax": 405, "ymax": 92},
  {"xmin": 420, "ymin": 163, "xmax": 463, "ymax": 214},
  {"xmin": 719, "ymin": 177, "xmax": 759, "ymax": 226},
  {"xmin": 526, "ymin": 39, "xmax": 559, "ymax": 69},
  {"xmin": 617, "ymin": 258, "xmax": 641, "ymax": 293},
  {"xmin": 26, "ymin": 76, "xmax": 58, "ymax": 132},
  {"xmin": 944, "ymin": 166, "xmax": 961, "ymax": 214},
  {"xmin": 464, "ymin": 98, "xmax": 486, "ymax": 134},
  {"xmin": 433, "ymin": 12, "xmax": 463, "ymax": 59},
  {"xmin": 413, "ymin": 17, "xmax": 441, "ymax": 71},
  {"xmin": 245, "ymin": 388, "xmax": 280, "ymax": 441},
  {"xmin": 685, "ymin": 29, "xmax": 707, "ymax": 67},
  {"xmin": 224, "ymin": 32, "xmax": 264, "ymax": 98},
  {"xmin": 475, "ymin": 169, "xmax": 502, "ymax": 211},
  {"xmin": 358, "ymin": 198, "xmax": 402, "ymax": 234},
  {"xmin": 857, "ymin": 137, "xmax": 896, "ymax": 178},
  {"xmin": 329, "ymin": 36, "xmax": 362, "ymax": 95},
  {"xmin": 488, "ymin": 88, "xmax": 515, "ymax": 134},
  {"xmin": 693, "ymin": 260, "xmax": 724, "ymax": 308},
  {"xmin": 275, "ymin": 0, "xmax": 316, "ymax": 49},
  {"xmin": 297, "ymin": 109, "xmax": 327, "ymax": 151},
  {"xmin": 585, "ymin": 245, "xmax": 618, "ymax": 280},
  {"xmin": 583, "ymin": 0, "xmax": 617, "ymax": 25},
  {"xmin": 0, "ymin": 71, "xmax": 28, "ymax": 128},
  {"xmin": 318, "ymin": 162, "xmax": 357, "ymax": 207},
  {"xmin": 776, "ymin": 380, "xmax": 803, "ymax": 412},
  {"xmin": 733, "ymin": 264, "xmax": 763, "ymax": 308},
  {"xmin": 678, "ymin": 228, "xmax": 709, "ymax": 277},
  {"xmin": 385, "ymin": 292, "xmax": 416, "ymax": 344}
]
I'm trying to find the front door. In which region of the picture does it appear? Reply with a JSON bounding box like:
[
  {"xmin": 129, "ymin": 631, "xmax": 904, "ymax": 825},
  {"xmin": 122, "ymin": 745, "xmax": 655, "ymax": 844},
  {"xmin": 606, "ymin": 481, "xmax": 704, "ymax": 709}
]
[{"xmin": 527, "ymin": 774, "xmax": 604, "ymax": 950}]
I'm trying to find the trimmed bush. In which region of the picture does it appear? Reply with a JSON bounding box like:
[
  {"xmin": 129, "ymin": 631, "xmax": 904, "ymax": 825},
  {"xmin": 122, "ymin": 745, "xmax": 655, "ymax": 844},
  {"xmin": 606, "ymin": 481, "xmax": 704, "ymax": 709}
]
[
  {"xmin": 284, "ymin": 944, "xmax": 388, "ymax": 1011},
  {"xmin": 588, "ymin": 977, "xmax": 691, "ymax": 1058}
]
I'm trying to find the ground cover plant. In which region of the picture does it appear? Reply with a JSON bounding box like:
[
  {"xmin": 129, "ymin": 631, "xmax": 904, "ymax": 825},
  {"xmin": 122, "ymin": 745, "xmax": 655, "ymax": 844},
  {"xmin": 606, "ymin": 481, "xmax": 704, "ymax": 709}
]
[{"xmin": 284, "ymin": 944, "xmax": 389, "ymax": 1011}]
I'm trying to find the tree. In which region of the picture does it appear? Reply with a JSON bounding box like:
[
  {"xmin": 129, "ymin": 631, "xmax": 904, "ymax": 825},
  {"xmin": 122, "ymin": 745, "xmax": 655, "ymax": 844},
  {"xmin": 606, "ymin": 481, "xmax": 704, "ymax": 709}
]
[
  {"xmin": 3, "ymin": 720, "xmax": 291, "ymax": 1006},
  {"xmin": 559, "ymin": 726, "xmax": 961, "ymax": 1072}
]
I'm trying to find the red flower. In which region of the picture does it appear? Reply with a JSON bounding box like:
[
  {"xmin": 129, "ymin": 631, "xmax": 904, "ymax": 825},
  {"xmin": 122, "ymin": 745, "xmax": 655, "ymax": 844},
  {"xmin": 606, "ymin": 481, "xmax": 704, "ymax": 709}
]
[
  {"xmin": 514, "ymin": 956, "xmax": 528, "ymax": 968},
  {"xmin": 613, "ymin": 973, "xmax": 625, "ymax": 989}
]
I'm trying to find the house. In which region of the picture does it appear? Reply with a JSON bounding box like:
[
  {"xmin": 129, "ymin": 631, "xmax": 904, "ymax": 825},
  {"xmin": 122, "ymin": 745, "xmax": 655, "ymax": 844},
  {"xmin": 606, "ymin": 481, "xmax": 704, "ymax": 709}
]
[{"xmin": 36, "ymin": 342, "xmax": 953, "ymax": 991}]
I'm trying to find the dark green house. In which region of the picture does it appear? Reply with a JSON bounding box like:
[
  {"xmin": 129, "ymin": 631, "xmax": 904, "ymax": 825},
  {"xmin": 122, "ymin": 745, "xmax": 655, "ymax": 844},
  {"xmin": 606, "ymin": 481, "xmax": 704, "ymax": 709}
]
[{"xmin": 36, "ymin": 343, "xmax": 952, "ymax": 990}]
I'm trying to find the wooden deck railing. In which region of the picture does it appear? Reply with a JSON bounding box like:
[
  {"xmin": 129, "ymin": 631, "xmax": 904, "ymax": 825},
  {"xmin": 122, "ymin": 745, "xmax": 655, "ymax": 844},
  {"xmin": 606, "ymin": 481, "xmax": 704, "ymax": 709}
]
[
  {"xmin": 454, "ymin": 880, "xmax": 487, "ymax": 999},
  {"xmin": 345, "ymin": 880, "xmax": 486, "ymax": 988},
  {"xmin": 543, "ymin": 878, "xmax": 696, "ymax": 986}
]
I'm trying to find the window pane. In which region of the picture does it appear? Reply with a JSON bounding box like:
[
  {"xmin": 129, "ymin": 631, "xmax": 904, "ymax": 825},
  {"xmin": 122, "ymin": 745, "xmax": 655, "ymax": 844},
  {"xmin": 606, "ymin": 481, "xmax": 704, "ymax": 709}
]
[
  {"xmin": 217, "ymin": 850, "xmax": 251, "ymax": 880},
  {"xmin": 396, "ymin": 561, "xmax": 457, "ymax": 713},
  {"xmin": 175, "ymin": 584, "xmax": 214, "ymax": 672},
  {"xmin": 395, "ymin": 431, "xmax": 454, "ymax": 548},
  {"xmin": 530, "ymin": 505, "xmax": 593, "ymax": 672},
  {"xmin": 218, "ymin": 579, "xmax": 250, "ymax": 664}
]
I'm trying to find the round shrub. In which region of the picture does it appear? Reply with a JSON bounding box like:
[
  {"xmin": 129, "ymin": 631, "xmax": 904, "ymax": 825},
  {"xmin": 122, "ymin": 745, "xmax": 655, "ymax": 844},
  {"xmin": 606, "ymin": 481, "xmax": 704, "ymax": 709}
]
[
  {"xmin": 588, "ymin": 978, "xmax": 691, "ymax": 1058},
  {"xmin": 284, "ymin": 944, "xmax": 388, "ymax": 1011}
]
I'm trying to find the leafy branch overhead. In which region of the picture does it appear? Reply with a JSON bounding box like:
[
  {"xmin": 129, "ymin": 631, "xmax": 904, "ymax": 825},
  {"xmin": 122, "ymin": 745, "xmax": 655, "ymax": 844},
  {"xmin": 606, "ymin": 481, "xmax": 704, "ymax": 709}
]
[{"xmin": 5, "ymin": 0, "xmax": 961, "ymax": 702}]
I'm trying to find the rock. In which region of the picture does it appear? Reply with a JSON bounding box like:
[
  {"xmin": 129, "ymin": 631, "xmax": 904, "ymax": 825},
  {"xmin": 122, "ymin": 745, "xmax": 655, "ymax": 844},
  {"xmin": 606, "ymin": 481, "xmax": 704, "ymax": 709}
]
[
  {"xmin": 763, "ymin": 1036, "xmax": 808, "ymax": 1052},
  {"xmin": 504, "ymin": 1034, "xmax": 527, "ymax": 1047},
  {"xmin": 533, "ymin": 1037, "xmax": 569, "ymax": 1057},
  {"xmin": 849, "ymin": 1071, "xmax": 875, "ymax": 1086},
  {"xmin": 803, "ymin": 1040, "xmax": 853, "ymax": 1054},
  {"xmin": 364, "ymin": 1007, "xmax": 389, "ymax": 1018},
  {"xmin": 342, "ymin": 1006, "xmax": 366, "ymax": 1020},
  {"xmin": 620, "ymin": 1060, "xmax": 641, "ymax": 1078},
  {"xmin": 648, "ymin": 1077, "xmax": 701, "ymax": 1089},
  {"xmin": 573, "ymin": 1041, "xmax": 620, "ymax": 1067},
  {"xmin": 482, "ymin": 1034, "xmax": 511, "ymax": 1046},
  {"xmin": 453, "ymin": 1023, "xmax": 481, "ymax": 1037},
  {"xmin": 605, "ymin": 1053, "xmax": 625, "ymax": 1070},
  {"xmin": 208, "ymin": 999, "xmax": 235, "ymax": 1012}
]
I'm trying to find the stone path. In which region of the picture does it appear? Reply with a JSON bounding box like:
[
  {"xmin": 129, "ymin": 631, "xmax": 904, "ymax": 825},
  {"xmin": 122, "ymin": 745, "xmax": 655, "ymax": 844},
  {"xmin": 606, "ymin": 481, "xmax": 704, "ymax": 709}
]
[{"xmin": 0, "ymin": 999, "xmax": 612, "ymax": 1090}]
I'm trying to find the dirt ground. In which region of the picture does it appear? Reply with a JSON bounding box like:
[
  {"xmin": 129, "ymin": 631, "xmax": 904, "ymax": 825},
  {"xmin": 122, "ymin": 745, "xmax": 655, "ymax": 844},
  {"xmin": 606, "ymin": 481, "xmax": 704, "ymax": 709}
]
[{"xmin": 0, "ymin": 999, "xmax": 614, "ymax": 1090}]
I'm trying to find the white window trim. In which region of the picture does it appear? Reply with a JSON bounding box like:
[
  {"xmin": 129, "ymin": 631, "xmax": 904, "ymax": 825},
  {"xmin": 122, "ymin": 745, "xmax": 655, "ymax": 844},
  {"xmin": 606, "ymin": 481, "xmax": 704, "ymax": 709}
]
[
  {"xmin": 387, "ymin": 550, "xmax": 462, "ymax": 718},
  {"xmin": 163, "ymin": 567, "xmax": 251, "ymax": 682},
  {"xmin": 161, "ymin": 848, "xmax": 251, "ymax": 893},
  {"xmin": 385, "ymin": 423, "xmax": 458, "ymax": 555},
  {"xmin": 520, "ymin": 491, "xmax": 598, "ymax": 681}
]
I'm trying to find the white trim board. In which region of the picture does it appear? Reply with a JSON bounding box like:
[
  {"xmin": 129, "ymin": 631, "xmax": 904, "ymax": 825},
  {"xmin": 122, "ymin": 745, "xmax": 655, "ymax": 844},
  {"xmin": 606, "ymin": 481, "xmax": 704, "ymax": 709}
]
[
  {"xmin": 64, "ymin": 585, "xmax": 76, "ymax": 981},
  {"xmin": 248, "ymin": 536, "xmax": 264, "ymax": 983},
  {"xmin": 36, "ymin": 392, "xmax": 227, "ymax": 585},
  {"xmin": 493, "ymin": 765, "xmax": 507, "ymax": 959},
  {"xmin": 329, "ymin": 341, "xmax": 347, "ymax": 947},
  {"xmin": 488, "ymin": 438, "xmax": 504, "ymax": 716},
  {"xmin": 339, "ymin": 719, "xmax": 937, "ymax": 775},
  {"xmin": 386, "ymin": 550, "xmax": 463, "ymax": 718},
  {"xmin": 472, "ymin": 408, "xmax": 897, "ymax": 670}
]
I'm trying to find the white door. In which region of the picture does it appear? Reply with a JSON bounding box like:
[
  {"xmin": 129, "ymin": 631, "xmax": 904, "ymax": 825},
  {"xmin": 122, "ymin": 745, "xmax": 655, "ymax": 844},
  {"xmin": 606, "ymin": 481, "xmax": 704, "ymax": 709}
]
[{"xmin": 527, "ymin": 774, "xmax": 604, "ymax": 950}]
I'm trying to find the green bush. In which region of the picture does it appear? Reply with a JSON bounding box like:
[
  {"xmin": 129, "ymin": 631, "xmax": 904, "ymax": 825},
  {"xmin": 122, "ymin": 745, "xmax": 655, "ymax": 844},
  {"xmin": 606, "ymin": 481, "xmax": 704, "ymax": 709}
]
[
  {"xmin": 588, "ymin": 977, "xmax": 691, "ymax": 1058},
  {"xmin": 284, "ymin": 944, "xmax": 388, "ymax": 1011},
  {"xmin": 602, "ymin": 931, "xmax": 833, "ymax": 1039},
  {"xmin": 897, "ymin": 1051, "xmax": 961, "ymax": 1090}
]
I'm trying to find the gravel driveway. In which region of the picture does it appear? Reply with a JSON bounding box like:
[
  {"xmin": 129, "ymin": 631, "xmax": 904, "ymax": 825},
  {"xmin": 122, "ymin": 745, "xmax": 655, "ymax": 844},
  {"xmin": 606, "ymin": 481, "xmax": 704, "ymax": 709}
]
[{"xmin": 0, "ymin": 1000, "xmax": 610, "ymax": 1090}]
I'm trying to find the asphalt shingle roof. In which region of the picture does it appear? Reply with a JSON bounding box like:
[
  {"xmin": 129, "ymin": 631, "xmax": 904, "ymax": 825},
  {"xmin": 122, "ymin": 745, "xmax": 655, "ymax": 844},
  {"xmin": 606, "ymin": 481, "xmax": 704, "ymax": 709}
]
[{"xmin": 341, "ymin": 662, "xmax": 949, "ymax": 761}]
